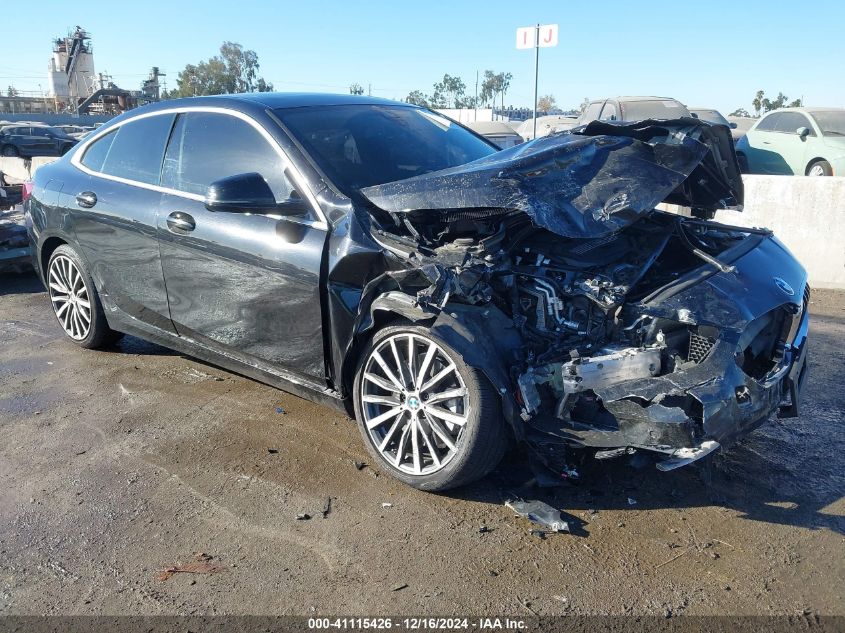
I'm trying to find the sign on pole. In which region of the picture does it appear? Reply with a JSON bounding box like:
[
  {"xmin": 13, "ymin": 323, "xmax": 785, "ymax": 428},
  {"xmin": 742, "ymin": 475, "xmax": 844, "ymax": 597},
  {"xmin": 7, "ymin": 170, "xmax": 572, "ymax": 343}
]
[{"xmin": 516, "ymin": 24, "xmax": 559, "ymax": 139}]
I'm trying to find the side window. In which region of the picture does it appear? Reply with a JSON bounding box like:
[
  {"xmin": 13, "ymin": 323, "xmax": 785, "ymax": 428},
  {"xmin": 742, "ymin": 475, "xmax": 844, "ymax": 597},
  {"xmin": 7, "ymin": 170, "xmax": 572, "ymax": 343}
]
[
  {"xmin": 161, "ymin": 112, "xmax": 293, "ymax": 201},
  {"xmin": 81, "ymin": 130, "xmax": 117, "ymax": 172},
  {"xmin": 30, "ymin": 128, "xmax": 50, "ymax": 137},
  {"xmin": 774, "ymin": 112, "xmax": 815, "ymax": 135},
  {"xmin": 755, "ymin": 113, "xmax": 782, "ymax": 132},
  {"xmin": 99, "ymin": 114, "xmax": 175, "ymax": 185},
  {"xmin": 599, "ymin": 102, "xmax": 618, "ymax": 121},
  {"xmin": 580, "ymin": 101, "xmax": 603, "ymax": 123}
]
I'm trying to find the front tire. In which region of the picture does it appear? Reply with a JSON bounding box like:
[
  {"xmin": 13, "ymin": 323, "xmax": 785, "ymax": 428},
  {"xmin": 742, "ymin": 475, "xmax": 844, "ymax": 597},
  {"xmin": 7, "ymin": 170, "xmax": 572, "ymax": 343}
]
[
  {"xmin": 353, "ymin": 325, "xmax": 507, "ymax": 491},
  {"xmin": 47, "ymin": 244, "xmax": 121, "ymax": 349},
  {"xmin": 806, "ymin": 160, "xmax": 832, "ymax": 176}
]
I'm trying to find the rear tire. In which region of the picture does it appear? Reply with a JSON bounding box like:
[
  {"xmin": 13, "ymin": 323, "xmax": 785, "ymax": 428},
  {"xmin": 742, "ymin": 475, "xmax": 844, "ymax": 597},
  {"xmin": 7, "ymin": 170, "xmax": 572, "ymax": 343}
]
[
  {"xmin": 47, "ymin": 244, "xmax": 122, "ymax": 349},
  {"xmin": 806, "ymin": 160, "xmax": 832, "ymax": 176},
  {"xmin": 736, "ymin": 152, "xmax": 749, "ymax": 174},
  {"xmin": 353, "ymin": 324, "xmax": 508, "ymax": 491},
  {"xmin": 1, "ymin": 145, "xmax": 19, "ymax": 158}
]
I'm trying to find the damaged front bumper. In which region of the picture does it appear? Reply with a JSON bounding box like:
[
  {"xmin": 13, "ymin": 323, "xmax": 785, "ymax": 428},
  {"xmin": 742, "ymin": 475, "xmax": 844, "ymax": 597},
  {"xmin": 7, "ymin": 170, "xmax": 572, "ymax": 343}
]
[{"xmin": 523, "ymin": 274, "xmax": 810, "ymax": 471}]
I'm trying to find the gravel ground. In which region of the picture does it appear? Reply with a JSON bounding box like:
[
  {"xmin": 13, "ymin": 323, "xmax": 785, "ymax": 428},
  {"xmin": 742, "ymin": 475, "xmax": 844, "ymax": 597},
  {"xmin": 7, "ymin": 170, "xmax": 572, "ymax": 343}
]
[{"xmin": 0, "ymin": 273, "xmax": 842, "ymax": 617}]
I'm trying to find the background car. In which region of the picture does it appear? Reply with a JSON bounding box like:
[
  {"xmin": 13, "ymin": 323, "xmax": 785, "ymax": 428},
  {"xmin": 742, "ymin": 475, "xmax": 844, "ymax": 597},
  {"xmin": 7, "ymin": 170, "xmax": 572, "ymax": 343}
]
[
  {"xmin": 0, "ymin": 125, "xmax": 78, "ymax": 158},
  {"xmin": 464, "ymin": 120, "xmax": 523, "ymax": 148},
  {"xmin": 570, "ymin": 96, "xmax": 691, "ymax": 127},
  {"xmin": 515, "ymin": 114, "xmax": 578, "ymax": 140},
  {"xmin": 689, "ymin": 107, "xmax": 744, "ymax": 142},
  {"xmin": 735, "ymin": 107, "xmax": 845, "ymax": 176}
]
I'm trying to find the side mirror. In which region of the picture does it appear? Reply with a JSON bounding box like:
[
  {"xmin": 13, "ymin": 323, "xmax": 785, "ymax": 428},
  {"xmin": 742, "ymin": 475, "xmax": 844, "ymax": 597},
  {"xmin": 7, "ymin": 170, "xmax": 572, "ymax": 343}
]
[
  {"xmin": 204, "ymin": 172, "xmax": 308, "ymax": 216},
  {"xmin": 730, "ymin": 122, "xmax": 738, "ymax": 129},
  {"xmin": 796, "ymin": 127, "xmax": 810, "ymax": 139}
]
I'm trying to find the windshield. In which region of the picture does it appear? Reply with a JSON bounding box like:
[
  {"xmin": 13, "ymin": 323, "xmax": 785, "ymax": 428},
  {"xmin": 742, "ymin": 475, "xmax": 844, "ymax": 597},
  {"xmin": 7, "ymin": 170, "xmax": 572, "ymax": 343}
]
[
  {"xmin": 812, "ymin": 111, "xmax": 845, "ymax": 137},
  {"xmin": 621, "ymin": 99, "xmax": 689, "ymax": 121},
  {"xmin": 276, "ymin": 105, "xmax": 496, "ymax": 195},
  {"xmin": 691, "ymin": 109, "xmax": 729, "ymax": 126}
]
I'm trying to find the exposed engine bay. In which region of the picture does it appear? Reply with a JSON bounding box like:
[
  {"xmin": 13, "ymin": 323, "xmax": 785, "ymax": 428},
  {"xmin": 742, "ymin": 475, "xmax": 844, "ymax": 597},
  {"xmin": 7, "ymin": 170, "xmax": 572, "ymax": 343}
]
[{"xmin": 341, "ymin": 118, "xmax": 809, "ymax": 474}]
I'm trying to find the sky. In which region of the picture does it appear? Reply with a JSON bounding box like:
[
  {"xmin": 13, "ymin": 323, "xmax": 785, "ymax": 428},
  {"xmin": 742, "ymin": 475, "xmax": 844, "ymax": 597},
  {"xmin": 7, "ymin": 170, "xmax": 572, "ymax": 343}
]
[{"xmin": 2, "ymin": 0, "xmax": 843, "ymax": 114}]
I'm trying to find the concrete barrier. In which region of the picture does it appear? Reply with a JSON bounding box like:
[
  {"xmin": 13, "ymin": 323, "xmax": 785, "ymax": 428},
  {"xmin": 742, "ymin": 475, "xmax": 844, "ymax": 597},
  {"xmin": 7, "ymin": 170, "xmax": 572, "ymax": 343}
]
[
  {"xmin": 718, "ymin": 176, "xmax": 845, "ymax": 289},
  {"xmin": 0, "ymin": 156, "xmax": 59, "ymax": 184}
]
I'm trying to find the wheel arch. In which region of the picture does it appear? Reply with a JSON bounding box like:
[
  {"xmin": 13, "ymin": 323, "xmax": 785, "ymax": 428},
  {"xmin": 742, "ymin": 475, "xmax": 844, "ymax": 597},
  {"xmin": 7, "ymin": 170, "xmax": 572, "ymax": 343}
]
[
  {"xmin": 341, "ymin": 293, "xmax": 524, "ymax": 440},
  {"xmin": 805, "ymin": 157, "xmax": 830, "ymax": 175},
  {"xmin": 39, "ymin": 235, "xmax": 68, "ymax": 283}
]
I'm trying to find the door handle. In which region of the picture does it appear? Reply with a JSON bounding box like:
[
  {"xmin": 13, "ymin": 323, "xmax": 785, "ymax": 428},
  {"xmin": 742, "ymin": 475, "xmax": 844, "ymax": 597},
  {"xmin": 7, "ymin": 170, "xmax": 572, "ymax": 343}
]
[
  {"xmin": 166, "ymin": 211, "xmax": 196, "ymax": 233},
  {"xmin": 75, "ymin": 191, "xmax": 97, "ymax": 208}
]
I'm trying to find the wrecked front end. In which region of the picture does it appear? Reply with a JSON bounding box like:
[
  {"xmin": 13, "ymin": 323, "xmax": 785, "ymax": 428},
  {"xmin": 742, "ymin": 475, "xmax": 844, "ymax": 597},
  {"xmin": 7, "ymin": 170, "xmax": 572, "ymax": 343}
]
[{"xmin": 351, "ymin": 119, "xmax": 808, "ymax": 472}]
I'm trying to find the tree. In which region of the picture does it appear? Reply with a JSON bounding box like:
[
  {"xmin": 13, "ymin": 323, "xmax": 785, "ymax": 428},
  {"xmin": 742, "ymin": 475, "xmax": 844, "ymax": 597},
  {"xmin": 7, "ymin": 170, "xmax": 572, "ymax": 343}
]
[
  {"xmin": 537, "ymin": 94, "xmax": 556, "ymax": 113},
  {"xmin": 751, "ymin": 90, "xmax": 799, "ymax": 116},
  {"xmin": 170, "ymin": 41, "xmax": 273, "ymax": 97},
  {"xmin": 349, "ymin": 83, "xmax": 365, "ymax": 95},
  {"xmin": 730, "ymin": 107, "xmax": 751, "ymax": 117},
  {"xmin": 752, "ymin": 90, "xmax": 765, "ymax": 117},
  {"xmin": 479, "ymin": 70, "xmax": 512, "ymax": 110},
  {"xmin": 762, "ymin": 92, "xmax": 789, "ymax": 112},
  {"xmin": 6, "ymin": 86, "xmax": 19, "ymax": 97},
  {"xmin": 405, "ymin": 90, "xmax": 429, "ymax": 107},
  {"xmin": 432, "ymin": 74, "xmax": 466, "ymax": 108}
]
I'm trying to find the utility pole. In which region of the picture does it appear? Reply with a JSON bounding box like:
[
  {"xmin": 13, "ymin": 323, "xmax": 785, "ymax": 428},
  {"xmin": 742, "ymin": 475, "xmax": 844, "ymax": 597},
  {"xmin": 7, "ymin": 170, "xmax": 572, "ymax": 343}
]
[
  {"xmin": 533, "ymin": 23, "xmax": 539, "ymax": 139},
  {"xmin": 474, "ymin": 70, "xmax": 478, "ymax": 122}
]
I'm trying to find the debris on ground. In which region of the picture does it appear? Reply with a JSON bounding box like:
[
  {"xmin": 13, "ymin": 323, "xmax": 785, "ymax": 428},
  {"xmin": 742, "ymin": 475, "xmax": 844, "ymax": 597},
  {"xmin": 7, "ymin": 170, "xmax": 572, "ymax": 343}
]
[
  {"xmin": 267, "ymin": 448, "xmax": 279, "ymax": 454},
  {"xmin": 275, "ymin": 407, "xmax": 286, "ymax": 414},
  {"xmin": 353, "ymin": 460, "xmax": 367, "ymax": 470},
  {"xmin": 321, "ymin": 497, "xmax": 332, "ymax": 518},
  {"xmin": 157, "ymin": 555, "xmax": 225, "ymax": 582},
  {"xmin": 381, "ymin": 502, "xmax": 393, "ymax": 509},
  {"xmin": 296, "ymin": 513, "xmax": 311, "ymax": 521},
  {"xmin": 506, "ymin": 500, "xmax": 571, "ymax": 533},
  {"xmin": 478, "ymin": 525, "xmax": 492, "ymax": 534},
  {"xmin": 391, "ymin": 583, "xmax": 408, "ymax": 592},
  {"xmin": 529, "ymin": 529, "xmax": 547, "ymax": 540}
]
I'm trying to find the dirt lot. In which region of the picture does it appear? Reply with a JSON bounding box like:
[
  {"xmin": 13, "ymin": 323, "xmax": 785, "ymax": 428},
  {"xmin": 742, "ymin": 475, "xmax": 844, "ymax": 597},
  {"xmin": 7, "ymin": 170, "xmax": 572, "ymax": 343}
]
[{"xmin": 1, "ymin": 273, "xmax": 843, "ymax": 617}]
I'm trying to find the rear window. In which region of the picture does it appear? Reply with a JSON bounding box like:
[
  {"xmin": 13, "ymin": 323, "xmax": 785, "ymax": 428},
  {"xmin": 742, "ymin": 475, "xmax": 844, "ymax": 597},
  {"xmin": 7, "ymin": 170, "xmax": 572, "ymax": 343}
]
[
  {"xmin": 621, "ymin": 100, "xmax": 689, "ymax": 121},
  {"xmin": 98, "ymin": 114, "xmax": 176, "ymax": 185}
]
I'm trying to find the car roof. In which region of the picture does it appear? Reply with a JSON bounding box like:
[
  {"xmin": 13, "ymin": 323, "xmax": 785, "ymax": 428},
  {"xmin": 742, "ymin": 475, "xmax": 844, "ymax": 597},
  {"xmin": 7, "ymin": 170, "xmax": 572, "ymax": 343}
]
[
  {"xmin": 137, "ymin": 92, "xmax": 410, "ymax": 115},
  {"xmin": 762, "ymin": 106, "xmax": 845, "ymax": 115},
  {"xmin": 613, "ymin": 96, "xmax": 683, "ymax": 102}
]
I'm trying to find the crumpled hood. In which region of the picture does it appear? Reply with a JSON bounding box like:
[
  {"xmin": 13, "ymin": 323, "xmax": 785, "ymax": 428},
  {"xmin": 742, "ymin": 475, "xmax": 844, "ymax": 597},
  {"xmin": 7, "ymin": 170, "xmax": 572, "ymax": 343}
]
[{"xmin": 361, "ymin": 118, "xmax": 743, "ymax": 239}]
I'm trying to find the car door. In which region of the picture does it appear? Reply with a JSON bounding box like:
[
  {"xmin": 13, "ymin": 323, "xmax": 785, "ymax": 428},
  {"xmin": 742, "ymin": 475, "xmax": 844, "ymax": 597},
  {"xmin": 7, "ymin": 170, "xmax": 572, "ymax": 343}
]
[
  {"xmin": 770, "ymin": 111, "xmax": 816, "ymax": 175},
  {"xmin": 69, "ymin": 112, "xmax": 178, "ymax": 333},
  {"xmin": 743, "ymin": 113, "xmax": 787, "ymax": 174},
  {"xmin": 157, "ymin": 109, "xmax": 328, "ymax": 379},
  {"xmin": 28, "ymin": 127, "xmax": 59, "ymax": 156}
]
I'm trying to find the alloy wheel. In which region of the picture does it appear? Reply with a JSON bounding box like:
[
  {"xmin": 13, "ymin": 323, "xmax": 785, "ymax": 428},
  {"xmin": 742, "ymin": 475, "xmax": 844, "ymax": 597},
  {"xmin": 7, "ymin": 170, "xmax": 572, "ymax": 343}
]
[
  {"xmin": 360, "ymin": 333, "xmax": 469, "ymax": 475},
  {"xmin": 48, "ymin": 255, "xmax": 92, "ymax": 340},
  {"xmin": 808, "ymin": 164, "xmax": 826, "ymax": 176}
]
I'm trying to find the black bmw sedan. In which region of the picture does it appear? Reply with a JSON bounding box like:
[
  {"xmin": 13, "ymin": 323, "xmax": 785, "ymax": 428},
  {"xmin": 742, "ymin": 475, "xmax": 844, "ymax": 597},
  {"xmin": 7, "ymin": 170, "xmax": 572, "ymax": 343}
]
[{"xmin": 26, "ymin": 93, "xmax": 809, "ymax": 491}]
